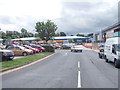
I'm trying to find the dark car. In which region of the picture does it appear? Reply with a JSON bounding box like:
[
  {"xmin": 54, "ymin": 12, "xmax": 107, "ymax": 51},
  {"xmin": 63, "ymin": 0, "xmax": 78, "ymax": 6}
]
[
  {"xmin": 0, "ymin": 49, "xmax": 14, "ymax": 61},
  {"xmin": 98, "ymin": 45, "xmax": 104, "ymax": 59},
  {"xmin": 62, "ymin": 43, "xmax": 75, "ymax": 49}
]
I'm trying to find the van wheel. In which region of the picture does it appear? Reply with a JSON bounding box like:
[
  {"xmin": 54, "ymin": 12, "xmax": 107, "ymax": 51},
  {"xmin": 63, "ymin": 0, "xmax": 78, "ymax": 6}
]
[
  {"xmin": 105, "ymin": 56, "xmax": 108, "ymax": 62},
  {"xmin": 114, "ymin": 60, "xmax": 120, "ymax": 68},
  {"xmin": 22, "ymin": 52, "xmax": 27, "ymax": 56},
  {"xmin": 99, "ymin": 54, "xmax": 102, "ymax": 58}
]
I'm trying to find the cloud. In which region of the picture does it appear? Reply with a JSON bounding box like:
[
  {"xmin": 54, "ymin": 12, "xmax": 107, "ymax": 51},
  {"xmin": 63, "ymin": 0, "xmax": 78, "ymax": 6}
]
[
  {"xmin": 55, "ymin": 0, "xmax": 118, "ymax": 35},
  {"xmin": 0, "ymin": 0, "xmax": 119, "ymax": 35}
]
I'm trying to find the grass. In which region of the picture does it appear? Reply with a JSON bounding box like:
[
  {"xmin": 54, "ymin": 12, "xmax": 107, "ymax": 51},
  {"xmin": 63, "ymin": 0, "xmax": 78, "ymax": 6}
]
[{"xmin": 0, "ymin": 52, "xmax": 53, "ymax": 70}]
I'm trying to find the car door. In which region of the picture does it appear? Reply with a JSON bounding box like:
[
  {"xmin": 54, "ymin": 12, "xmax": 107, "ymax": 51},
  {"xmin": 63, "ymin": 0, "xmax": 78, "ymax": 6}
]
[
  {"xmin": 15, "ymin": 47, "xmax": 23, "ymax": 55},
  {"xmin": 105, "ymin": 45, "xmax": 111, "ymax": 60},
  {"xmin": 7, "ymin": 46, "xmax": 15, "ymax": 54},
  {"xmin": 110, "ymin": 45, "xmax": 116, "ymax": 62}
]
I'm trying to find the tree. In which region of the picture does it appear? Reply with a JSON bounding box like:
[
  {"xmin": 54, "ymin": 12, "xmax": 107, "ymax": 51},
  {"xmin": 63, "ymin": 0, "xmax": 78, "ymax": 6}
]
[
  {"xmin": 60, "ymin": 32, "xmax": 66, "ymax": 36},
  {"xmin": 28, "ymin": 33, "xmax": 34, "ymax": 37},
  {"xmin": 21, "ymin": 28, "xmax": 28, "ymax": 38},
  {"xmin": 76, "ymin": 34, "xmax": 85, "ymax": 37},
  {"xmin": 1, "ymin": 32, "xmax": 6, "ymax": 39},
  {"xmin": 35, "ymin": 20, "xmax": 57, "ymax": 41},
  {"xmin": 55, "ymin": 32, "xmax": 60, "ymax": 36},
  {"xmin": 87, "ymin": 33, "xmax": 93, "ymax": 37}
]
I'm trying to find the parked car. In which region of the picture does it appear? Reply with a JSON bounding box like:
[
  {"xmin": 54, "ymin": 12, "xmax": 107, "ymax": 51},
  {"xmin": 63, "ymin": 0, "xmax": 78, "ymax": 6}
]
[
  {"xmin": 0, "ymin": 48, "xmax": 14, "ymax": 61},
  {"xmin": 62, "ymin": 43, "xmax": 74, "ymax": 49},
  {"xmin": 23, "ymin": 45, "xmax": 39, "ymax": 53},
  {"xmin": 104, "ymin": 37, "xmax": 120, "ymax": 68},
  {"xmin": 30, "ymin": 44, "xmax": 46, "ymax": 52},
  {"xmin": 53, "ymin": 43, "xmax": 61, "ymax": 49},
  {"xmin": 98, "ymin": 45, "xmax": 105, "ymax": 59},
  {"xmin": 71, "ymin": 45, "xmax": 82, "ymax": 52},
  {"xmin": 7, "ymin": 45, "xmax": 33, "ymax": 56}
]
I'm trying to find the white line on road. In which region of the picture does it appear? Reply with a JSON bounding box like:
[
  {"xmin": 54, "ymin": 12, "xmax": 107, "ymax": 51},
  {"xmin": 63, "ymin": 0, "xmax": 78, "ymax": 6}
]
[
  {"xmin": 78, "ymin": 61, "xmax": 80, "ymax": 68},
  {"xmin": 65, "ymin": 53, "xmax": 68, "ymax": 55},
  {"xmin": 78, "ymin": 71, "xmax": 81, "ymax": 88},
  {"xmin": 78, "ymin": 61, "xmax": 81, "ymax": 88},
  {"xmin": 63, "ymin": 53, "xmax": 68, "ymax": 56}
]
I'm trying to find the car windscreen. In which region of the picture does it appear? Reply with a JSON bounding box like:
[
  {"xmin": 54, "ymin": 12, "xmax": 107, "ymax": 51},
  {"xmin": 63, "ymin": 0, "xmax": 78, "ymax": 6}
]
[{"xmin": 18, "ymin": 46, "xmax": 25, "ymax": 50}]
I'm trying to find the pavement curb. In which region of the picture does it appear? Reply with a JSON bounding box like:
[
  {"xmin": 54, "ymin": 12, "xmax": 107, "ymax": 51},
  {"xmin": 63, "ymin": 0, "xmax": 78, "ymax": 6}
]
[
  {"xmin": 92, "ymin": 49, "xmax": 99, "ymax": 52},
  {"xmin": 0, "ymin": 53, "xmax": 56, "ymax": 74},
  {"xmin": 86, "ymin": 48, "xmax": 99, "ymax": 52}
]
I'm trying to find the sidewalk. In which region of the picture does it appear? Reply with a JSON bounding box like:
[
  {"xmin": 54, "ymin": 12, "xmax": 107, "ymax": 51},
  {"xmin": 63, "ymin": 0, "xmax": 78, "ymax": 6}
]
[{"xmin": 91, "ymin": 49, "xmax": 99, "ymax": 52}]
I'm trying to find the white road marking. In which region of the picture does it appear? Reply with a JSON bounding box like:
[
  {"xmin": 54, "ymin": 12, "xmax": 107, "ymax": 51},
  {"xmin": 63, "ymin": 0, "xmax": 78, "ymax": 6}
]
[
  {"xmin": 78, "ymin": 61, "xmax": 81, "ymax": 88},
  {"xmin": 63, "ymin": 53, "xmax": 68, "ymax": 56},
  {"xmin": 65, "ymin": 53, "xmax": 68, "ymax": 55},
  {"xmin": 78, "ymin": 71, "xmax": 81, "ymax": 88},
  {"xmin": 78, "ymin": 61, "xmax": 80, "ymax": 68}
]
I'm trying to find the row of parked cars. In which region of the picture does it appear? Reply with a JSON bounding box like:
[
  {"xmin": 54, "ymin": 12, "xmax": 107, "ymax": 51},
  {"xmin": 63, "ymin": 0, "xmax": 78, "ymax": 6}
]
[
  {"xmin": 1, "ymin": 44, "xmax": 46, "ymax": 61},
  {"xmin": 98, "ymin": 37, "xmax": 120, "ymax": 68}
]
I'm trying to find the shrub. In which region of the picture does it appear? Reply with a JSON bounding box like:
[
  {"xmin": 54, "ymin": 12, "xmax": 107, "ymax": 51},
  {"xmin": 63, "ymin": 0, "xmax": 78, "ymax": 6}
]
[{"xmin": 42, "ymin": 45, "xmax": 55, "ymax": 52}]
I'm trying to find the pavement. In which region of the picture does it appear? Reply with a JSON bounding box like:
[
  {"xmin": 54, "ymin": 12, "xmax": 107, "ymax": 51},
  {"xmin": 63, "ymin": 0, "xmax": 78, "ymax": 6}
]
[{"xmin": 2, "ymin": 45, "xmax": 118, "ymax": 88}]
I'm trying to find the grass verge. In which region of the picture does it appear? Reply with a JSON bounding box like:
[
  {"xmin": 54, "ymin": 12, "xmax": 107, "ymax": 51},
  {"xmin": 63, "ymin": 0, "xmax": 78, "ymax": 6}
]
[{"xmin": 0, "ymin": 52, "xmax": 53, "ymax": 70}]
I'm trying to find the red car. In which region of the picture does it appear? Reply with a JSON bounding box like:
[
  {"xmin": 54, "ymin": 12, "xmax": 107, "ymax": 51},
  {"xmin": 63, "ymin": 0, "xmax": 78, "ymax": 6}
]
[
  {"xmin": 30, "ymin": 44, "xmax": 46, "ymax": 52},
  {"xmin": 23, "ymin": 45, "xmax": 39, "ymax": 53}
]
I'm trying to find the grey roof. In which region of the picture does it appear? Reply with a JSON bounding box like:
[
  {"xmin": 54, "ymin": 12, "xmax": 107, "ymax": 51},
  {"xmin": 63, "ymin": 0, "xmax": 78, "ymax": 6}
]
[{"xmin": 102, "ymin": 21, "xmax": 120, "ymax": 33}]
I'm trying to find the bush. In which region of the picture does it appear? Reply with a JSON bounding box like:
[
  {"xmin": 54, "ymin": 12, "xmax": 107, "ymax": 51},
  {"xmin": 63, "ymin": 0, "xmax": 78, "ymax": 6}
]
[{"xmin": 42, "ymin": 45, "xmax": 55, "ymax": 52}]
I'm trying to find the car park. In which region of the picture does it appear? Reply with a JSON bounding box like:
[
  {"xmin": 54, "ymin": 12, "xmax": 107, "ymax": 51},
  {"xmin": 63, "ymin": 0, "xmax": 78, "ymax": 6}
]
[
  {"xmin": 7, "ymin": 45, "xmax": 33, "ymax": 56},
  {"xmin": 104, "ymin": 37, "xmax": 120, "ymax": 68},
  {"xmin": 71, "ymin": 45, "xmax": 82, "ymax": 52},
  {"xmin": 0, "ymin": 48, "xmax": 14, "ymax": 61},
  {"xmin": 23, "ymin": 45, "xmax": 39, "ymax": 53},
  {"xmin": 30, "ymin": 44, "xmax": 46, "ymax": 52}
]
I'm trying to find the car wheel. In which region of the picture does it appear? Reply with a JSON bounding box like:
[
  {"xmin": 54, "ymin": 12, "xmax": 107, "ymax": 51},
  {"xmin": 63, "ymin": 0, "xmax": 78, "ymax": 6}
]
[
  {"xmin": 22, "ymin": 52, "xmax": 27, "ymax": 56},
  {"xmin": 102, "ymin": 55, "xmax": 105, "ymax": 59},
  {"xmin": 114, "ymin": 59, "xmax": 120, "ymax": 68},
  {"xmin": 105, "ymin": 55, "xmax": 108, "ymax": 62},
  {"xmin": 99, "ymin": 54, "xmax": 102, "ymax": 58}
]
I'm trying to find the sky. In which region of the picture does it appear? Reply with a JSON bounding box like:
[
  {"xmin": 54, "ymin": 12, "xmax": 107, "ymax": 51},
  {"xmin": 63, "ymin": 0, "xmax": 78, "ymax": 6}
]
[{"xmin": 0, "ymin": 0, "xmax": 119, "ymax": 35}]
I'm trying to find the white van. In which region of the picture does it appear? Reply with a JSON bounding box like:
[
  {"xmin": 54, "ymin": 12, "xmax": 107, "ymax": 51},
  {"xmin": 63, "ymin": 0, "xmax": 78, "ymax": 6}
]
[{"xmin": 104, "ymin": 37, "xmax": 120, "ymax": 68}]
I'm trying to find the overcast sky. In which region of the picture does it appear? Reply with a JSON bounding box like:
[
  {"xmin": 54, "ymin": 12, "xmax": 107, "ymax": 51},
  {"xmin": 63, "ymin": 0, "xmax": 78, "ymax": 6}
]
[{"xmin": 0, "ymin": 0, "xmax": 119, "ymax": 35}]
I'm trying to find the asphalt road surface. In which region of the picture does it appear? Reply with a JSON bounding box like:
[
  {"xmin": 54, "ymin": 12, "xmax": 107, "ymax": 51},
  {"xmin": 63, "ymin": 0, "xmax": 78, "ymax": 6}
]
[{"xmin": 2, "ymin": 45, "xmax": 118, "ymax": 88}]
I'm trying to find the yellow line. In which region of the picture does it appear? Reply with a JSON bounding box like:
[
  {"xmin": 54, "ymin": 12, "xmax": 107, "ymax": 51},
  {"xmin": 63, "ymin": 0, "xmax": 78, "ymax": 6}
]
[{"xmin": 0, "ymin": 53, "xmax": 56, "ymax": 76}]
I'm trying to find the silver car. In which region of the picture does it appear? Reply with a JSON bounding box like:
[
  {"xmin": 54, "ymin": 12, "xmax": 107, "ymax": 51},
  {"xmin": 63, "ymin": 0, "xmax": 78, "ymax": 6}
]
[{"xmin": 71, "ymin": 45, "xmax": 82, "ymax": 52}]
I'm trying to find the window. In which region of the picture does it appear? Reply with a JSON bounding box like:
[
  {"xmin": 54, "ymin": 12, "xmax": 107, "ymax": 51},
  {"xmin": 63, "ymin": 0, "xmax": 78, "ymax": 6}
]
[
  {"xmin": 15, "ymin": 47, "xmax": 20, "ymax": 50},
  {"xmin": 8, "ymin": 46, "xmax": 14, "ymax": 50}
]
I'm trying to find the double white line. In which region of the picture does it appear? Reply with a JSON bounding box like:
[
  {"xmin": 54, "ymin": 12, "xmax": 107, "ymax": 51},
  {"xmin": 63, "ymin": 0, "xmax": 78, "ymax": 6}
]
[{"xmin": 78, "ymin": 61, "xmax": 81, "ymax": 88}]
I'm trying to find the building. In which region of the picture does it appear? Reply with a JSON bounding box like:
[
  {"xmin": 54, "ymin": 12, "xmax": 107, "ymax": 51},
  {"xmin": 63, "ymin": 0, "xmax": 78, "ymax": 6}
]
[
  {"xmin": 93, "ymin": 21, "xmax": 120, "ymax": 42},
  {"xmin": 53, "ymin": 36, "xmax": 90, "ymax": 43}
]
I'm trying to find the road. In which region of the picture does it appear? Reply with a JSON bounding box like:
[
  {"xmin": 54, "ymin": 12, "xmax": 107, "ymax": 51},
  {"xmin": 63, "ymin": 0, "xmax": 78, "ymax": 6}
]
[{"xmin": 2, "ymin": 45, "xmax": 118, "ymax": 88}]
